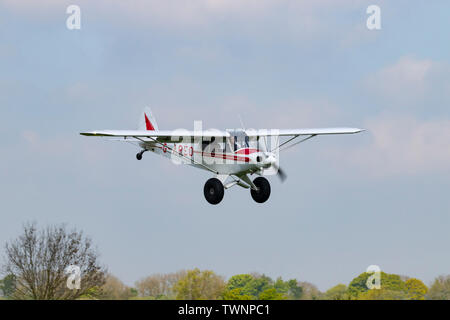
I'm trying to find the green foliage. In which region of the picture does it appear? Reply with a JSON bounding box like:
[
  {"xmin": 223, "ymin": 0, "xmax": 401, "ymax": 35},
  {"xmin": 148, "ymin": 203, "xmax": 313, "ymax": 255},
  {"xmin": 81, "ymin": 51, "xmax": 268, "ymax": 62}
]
[
  {"xmin": 78, "ymin": 286, "xmax": 102, "ymax": 300},
  {"xmin": 259, "ymin": 288, "xmax": 286, "ymax": 300},
  {"xmin": 223, "ymin": 274, "xmax": 270, "ymax": 299},
  {"xmin": 227, "ymin": 274, "xmax": 254, "ymax": 291},
  {"xmin": 272, "ymin": 278, "xmax": 302, "ymax": 299},
  {"xmin": 347, "ymin": 272, "xmax": 406, "ymax": 299},
  {"xmin": 223, "ymin": 274, "xmax": 300, "ymax": 300},
  {"xmin": 286, "ymin": 279, "xmax": 303, "ymax": 299},
  {"xmin": 246, "ymin": 275, "xmax": 272, "ymax": 298},
  {"xmin": 0, "ymin": 274, "xmax": 16, "ymax": 298},
  {"xmin": 323, "ymin": 284, "xmax": 349, "ymax": 300},
  {"xmin": 173, "ymin": 268, "xmax": 225, "ymax": 300},
  {"xmin": 222, "ymin": 288, "xmax": 253, "ymax": 300},
  {"xmin": 129, "ymin": 288, "xmax": 138, "ymax": 298},
  {"xmin": 358, "ymin": 289, "xmax": 407, "ymax": 300},
  {"xmin": 404, "ymin": 278, "xmax": 427, "ymax": 300},
  {"xmin": 426, "ymin": 275, "xmax": 450, "ymax": 300}
]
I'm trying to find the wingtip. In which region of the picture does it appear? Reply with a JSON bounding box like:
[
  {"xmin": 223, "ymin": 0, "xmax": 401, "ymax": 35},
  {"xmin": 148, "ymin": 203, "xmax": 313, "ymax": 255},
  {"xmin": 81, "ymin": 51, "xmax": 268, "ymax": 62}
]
[{"xmin": 80, "ymin": 132, "xmax": 99, "ymax": 136}]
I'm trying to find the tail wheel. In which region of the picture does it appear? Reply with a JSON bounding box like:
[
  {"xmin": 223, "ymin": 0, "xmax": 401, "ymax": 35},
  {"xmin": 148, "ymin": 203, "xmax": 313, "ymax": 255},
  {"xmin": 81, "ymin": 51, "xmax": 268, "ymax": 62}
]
[
  {"xmin": 250, "ymin": 177, "xmax": 271, "ymax": 203},
  {"xmin": 203, "ymin": 178, "xmax": 224, "ymax": 205},
  {"xmin": 136, "ymin": 149, "xmax": 146, "ymax": 160}
]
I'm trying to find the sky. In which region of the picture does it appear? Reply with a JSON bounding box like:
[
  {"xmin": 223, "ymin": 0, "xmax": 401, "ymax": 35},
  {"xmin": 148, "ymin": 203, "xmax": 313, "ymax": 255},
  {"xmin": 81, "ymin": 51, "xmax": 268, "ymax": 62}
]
[{"xmin": 1, "ymin": 0, "xmax": 450, "ymax": 291}]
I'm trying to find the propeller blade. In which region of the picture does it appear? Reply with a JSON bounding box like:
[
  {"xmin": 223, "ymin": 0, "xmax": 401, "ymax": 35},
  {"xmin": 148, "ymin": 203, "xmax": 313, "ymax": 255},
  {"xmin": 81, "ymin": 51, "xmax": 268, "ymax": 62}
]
[
  {"xmin": 272, "ymin": 163, "xmax": 287, "ymax": 182},
  {"xmin": 277, "ymin": 166, "xmax": 287, "ymax": 182}
]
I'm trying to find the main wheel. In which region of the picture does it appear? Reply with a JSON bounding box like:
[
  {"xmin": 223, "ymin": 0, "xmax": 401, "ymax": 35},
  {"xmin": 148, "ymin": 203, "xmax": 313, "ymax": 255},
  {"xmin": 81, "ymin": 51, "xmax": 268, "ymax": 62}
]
[
  {"xmin": 250, "ymin": 177, "xmax": 271, "ymax": 203},
  {"xmin": 203, "ymin": 178, "xmax": 224, "ymax": 205},
  {"xmin": 136, "ymin": 152, "xmax": 142, "ymax": 160}
]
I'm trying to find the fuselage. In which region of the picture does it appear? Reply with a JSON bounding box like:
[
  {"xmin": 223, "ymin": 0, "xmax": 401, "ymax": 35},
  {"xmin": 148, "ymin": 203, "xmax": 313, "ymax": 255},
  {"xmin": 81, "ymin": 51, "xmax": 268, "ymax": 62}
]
[{"xmin": 140, "ymin": 140, "xmax": 269, "ymax": 175}]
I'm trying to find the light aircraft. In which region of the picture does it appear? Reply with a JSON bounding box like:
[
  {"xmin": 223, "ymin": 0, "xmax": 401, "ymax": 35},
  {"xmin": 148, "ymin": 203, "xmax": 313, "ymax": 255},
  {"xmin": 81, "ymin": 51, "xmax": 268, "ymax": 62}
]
[{"xmin": 81, "ymin": 109, "xmax": 363, "ymax": 204}]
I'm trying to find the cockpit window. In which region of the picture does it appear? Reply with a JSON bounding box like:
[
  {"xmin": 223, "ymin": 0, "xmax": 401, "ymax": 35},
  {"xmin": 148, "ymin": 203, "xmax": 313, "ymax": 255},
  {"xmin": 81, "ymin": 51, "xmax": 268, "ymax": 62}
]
[{"xmin": 232, "ymin": 135, "xmax": 249, "ymax": 151}]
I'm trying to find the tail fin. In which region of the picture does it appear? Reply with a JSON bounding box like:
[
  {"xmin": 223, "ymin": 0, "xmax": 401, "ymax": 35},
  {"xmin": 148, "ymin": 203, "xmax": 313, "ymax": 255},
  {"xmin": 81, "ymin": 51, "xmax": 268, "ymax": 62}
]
[{"xmin": 139, "ymin": 107, "xmax": 159, "ymax": 131}]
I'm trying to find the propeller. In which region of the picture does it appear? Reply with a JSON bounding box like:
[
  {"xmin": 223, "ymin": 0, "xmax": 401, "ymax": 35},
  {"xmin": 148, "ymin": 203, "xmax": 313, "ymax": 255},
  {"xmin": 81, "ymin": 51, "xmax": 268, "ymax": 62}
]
[
  {"xmin": 272, "ymin": 162, "xmax": 287, "ymax": 182},
  {"xmin": 259, "ymin": 137, "xmax": 287, "ymax": 182}
]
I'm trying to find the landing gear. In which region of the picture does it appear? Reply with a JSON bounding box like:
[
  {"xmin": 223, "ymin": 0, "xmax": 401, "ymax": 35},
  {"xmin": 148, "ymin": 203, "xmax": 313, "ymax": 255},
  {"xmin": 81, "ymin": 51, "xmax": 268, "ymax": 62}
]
[
  {"xmin": 250, "ymin": 177, "xmax": 271, "ymax": 203},
  {"xmin": 136, "ymin": 150, "xmax": 146, "ymax": 160},
  {"xmin": 203, "ymin": 178, "xmax": 224, "ymax": 205}
]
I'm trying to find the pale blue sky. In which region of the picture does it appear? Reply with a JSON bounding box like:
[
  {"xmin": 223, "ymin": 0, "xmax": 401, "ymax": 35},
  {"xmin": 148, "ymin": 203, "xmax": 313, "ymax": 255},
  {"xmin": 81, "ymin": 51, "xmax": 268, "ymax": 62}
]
[{"xmin": 1, "ymin": 0, "xmax": 450, "ymax": 290}]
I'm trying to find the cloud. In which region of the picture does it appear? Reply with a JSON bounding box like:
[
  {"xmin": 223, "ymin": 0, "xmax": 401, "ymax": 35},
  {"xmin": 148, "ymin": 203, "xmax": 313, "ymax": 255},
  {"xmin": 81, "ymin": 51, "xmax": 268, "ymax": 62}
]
[
  {"xmin": 364, "ymin": 56, "xmax": 450, "ymax": 107},
  {"xmin": 20, "ymin": 130, "xmax": 108, "ymax": 164},
  {"xmin": 329, "ymin": 114, "xmax": 450, "ymax": 177}
]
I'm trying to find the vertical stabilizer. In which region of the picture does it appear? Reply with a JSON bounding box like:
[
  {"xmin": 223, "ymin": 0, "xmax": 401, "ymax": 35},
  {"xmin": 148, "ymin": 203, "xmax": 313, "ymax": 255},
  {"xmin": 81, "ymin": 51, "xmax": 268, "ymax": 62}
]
[{"xmin": 138, "ymin": 107, "xmax": 159, "ymax": 131}]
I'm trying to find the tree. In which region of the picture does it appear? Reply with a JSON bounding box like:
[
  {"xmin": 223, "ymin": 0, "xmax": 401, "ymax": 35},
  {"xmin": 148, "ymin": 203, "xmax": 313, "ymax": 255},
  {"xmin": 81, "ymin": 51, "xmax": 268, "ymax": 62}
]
[
  {"xmin": 347, "ymin": 272, "xmax": 406, "ymax": 299},
  {"xmin": 135, "ymin": 271, "xmax": 187, "ymax": 299},
  {"xmin": 2, "ymin": 223, "xmax": 106, "ymax": 299},
  {"xmin": 100, "ymin": 274, "xmax": 136, "ymax": 300},
  {"xmin": 298, "ymin": 281, "xmax": 322, "ymax": 300},
  {"xmin": 404, "ymin": 278, "xmax": 427, "ymax": 300},
  {"xmin": 223, "ymin": 288, "xmax": 253, "ymax": 300},
  {"xmin": 223, "ymin": 274, "xmax": 255, "ymax": 299},
  {"xmin": 0, "ymin": 275, "xmax": 16, "ymax": 298},
  {"xmin": 323, "ymin": 284, "xmax": 349, "ymax": 300},
  {"xmin": 224, "ymin": 274, "xmax": 301, "ymax": 300},
  {"xmin": 357, "ymin": 288, "xmax": 407, "ymax": 300},
  {"xmin": 173, "ymin": 268, "xmax": 225, "ymax": 300},
  {"xmin": 427, "ymin": 275, "xmax": 450, "ymax": 300},
  {"xmin": 259, "ymin": 288, "xmax": 286, "ymax": 300},
  {"xmin": 286, "ymin": 279, "xmax": 303, "ymax": 300},
  {"xmin": 242, "ymin": 274, "xmax": 272, "ymax": 298},
  {"xmin": 270, "ymin": 277, "xmax": 302, "ymax": 300},
  {"xmin": 223, "ymin": 273, "xmax": 271, "ymax": 299},
  {"xmin": 226, "ymin": 274, "xmax": 254, "ymax": 292}
]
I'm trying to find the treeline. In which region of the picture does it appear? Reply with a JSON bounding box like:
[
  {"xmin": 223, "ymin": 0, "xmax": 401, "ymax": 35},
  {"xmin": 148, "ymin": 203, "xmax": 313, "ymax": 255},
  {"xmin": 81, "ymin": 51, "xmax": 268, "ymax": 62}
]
[
  {"xmin": 1, "ymin": 223, "xmax": 450, "ymax": 300},
  {"xmin": 83, "ymin": 269, "xmax": 449, "ymax": 300}
]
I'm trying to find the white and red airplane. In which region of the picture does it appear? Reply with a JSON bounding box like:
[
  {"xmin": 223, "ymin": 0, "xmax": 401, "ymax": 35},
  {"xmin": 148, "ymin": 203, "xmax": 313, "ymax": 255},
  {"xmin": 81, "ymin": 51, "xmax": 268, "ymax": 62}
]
[{"xmin": 81, "ymin": 109, "xmax": 363, "ymax": 204}]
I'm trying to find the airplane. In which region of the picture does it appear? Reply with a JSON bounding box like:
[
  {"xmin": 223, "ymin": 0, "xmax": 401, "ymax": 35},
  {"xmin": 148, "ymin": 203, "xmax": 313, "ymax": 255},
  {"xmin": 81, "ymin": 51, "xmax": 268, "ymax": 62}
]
[{"xmin": 80, "ymin": 108, "xmax": 364, "ymax": 204}]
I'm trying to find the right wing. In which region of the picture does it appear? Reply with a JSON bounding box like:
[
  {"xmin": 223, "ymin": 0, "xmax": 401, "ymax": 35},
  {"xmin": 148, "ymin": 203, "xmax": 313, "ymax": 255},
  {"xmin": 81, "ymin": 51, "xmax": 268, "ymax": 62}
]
[{"xmin": 245, "ymin": 127, "xmax": 364, "ymax": 137}]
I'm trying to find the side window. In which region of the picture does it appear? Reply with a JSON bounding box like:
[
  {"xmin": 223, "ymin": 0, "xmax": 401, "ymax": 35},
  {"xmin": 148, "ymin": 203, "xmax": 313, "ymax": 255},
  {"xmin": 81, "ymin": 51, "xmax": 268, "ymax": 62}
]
[{"xmin": 202, "ymin": 136, "xmax": 215, "ymax": 151}]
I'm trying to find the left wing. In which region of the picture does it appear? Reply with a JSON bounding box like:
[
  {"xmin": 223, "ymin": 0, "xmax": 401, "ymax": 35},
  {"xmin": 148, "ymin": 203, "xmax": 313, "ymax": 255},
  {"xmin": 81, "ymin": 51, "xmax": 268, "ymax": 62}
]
[{"xmin": 80, "ymin": 129, "xmax": 230, "ymax": 143}]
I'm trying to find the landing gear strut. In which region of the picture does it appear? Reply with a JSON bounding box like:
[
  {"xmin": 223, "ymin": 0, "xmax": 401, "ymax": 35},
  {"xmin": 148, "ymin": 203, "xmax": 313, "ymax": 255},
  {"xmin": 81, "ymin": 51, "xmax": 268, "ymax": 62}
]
[
  {"xmin": 250, "ymin": 177, "xmax": 271, "ymax": 203},
  {"xmin": 136, "ymin": 149, "xmax": 146, "ymax": 160},
  {"xmin": 203, "ymin": 178, "xmax": 225, "ymax": 205}
]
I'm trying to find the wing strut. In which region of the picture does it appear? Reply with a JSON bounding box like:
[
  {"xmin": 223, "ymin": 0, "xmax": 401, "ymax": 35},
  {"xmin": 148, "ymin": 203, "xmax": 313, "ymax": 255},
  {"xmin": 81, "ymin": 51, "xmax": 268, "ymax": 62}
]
[
  {"xmin": 132, "ymin": 136, "xmax": 220, "ymax": 175},
  {"xmin": 271, "ymin": 134, "xmax": 317, "ymax": 153}
]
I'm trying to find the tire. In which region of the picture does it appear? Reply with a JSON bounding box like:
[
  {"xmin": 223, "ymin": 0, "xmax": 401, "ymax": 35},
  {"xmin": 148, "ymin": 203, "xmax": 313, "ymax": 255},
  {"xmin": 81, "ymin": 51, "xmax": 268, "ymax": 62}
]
[
  {"xmin": 250, "ymin": 177, "xmax": 271, "ymax": 203},
  {"xmin": 203, "ymin": 178, "xmax": 225, "ymax": 205},
  {"xmin": 136, "ymin": 153, "xmax": 142, "ymax": 160}
]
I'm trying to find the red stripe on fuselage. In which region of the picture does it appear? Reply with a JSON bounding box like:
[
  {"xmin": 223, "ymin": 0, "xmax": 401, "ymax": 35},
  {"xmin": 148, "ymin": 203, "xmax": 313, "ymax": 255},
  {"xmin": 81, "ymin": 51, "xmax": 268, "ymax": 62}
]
[
  {"xmin": 235, "ymin": 148, "xmax": 259, "ymax": 155},
  {"xmin": 152, "ymin": 146, "xmax": 251, "ymax": 163},
  {"xmin": 194, "ymin": 151, "xmax": 250, "ymax": 162}
]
